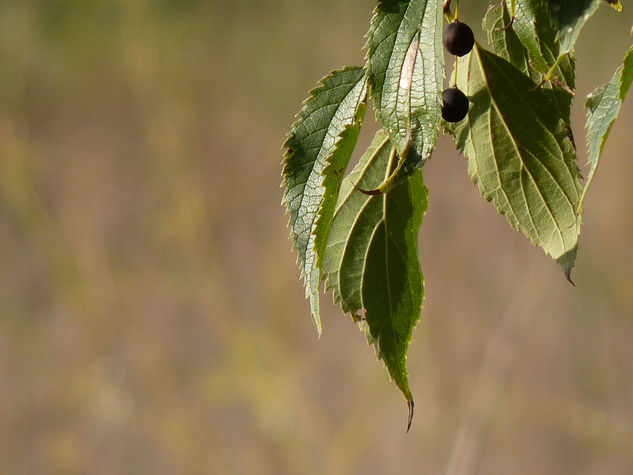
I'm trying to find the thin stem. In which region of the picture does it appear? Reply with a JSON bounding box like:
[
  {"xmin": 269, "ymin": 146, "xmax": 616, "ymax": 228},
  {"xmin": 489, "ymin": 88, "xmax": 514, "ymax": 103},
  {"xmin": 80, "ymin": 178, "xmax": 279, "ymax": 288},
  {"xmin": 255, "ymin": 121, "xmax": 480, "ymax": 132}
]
[
  {"xmin": 537, "ymin": 52, "xmax": 568, "ymax": 88},
  {"xmin": 443, "ymin": 0, "xmax": 455, "ymax": 23}
]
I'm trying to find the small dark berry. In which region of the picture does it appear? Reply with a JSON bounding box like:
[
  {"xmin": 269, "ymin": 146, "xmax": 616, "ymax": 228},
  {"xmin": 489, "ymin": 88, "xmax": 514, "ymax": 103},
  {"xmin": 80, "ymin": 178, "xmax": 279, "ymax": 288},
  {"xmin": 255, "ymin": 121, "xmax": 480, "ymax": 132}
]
[
  {"xmin": 443, "ymin": 21, "xmax": 475, "ymax": 57},
  {"xmin": 442, "ymin": 87, "xmax": 469, "ymax": 122}
]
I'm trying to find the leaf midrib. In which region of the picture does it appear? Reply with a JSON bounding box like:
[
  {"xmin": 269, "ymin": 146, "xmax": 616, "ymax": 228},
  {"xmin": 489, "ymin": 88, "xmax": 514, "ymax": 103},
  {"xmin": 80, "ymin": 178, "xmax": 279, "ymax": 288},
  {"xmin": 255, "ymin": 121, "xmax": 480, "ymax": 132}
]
[{"xmin": 380, "ymin": 148, "xmax": 397, "ymax": 359}]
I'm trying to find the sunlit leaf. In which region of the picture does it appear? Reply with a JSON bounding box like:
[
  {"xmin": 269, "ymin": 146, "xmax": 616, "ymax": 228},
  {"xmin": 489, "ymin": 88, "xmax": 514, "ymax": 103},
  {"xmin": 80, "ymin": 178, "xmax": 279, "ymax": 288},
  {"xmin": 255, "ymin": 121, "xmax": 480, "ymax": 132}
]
[
  {"xmin": 452, "ymin": 44, "xmax": 582, "ymax": 277},
  {"xmin": 484, "ymin": 2, "xmax": 575, "ymax": 121},
  {"xmin": 282, "ymin": 67, "xmax": 367, "ymax": 334},
  {"xmin": 483, "ymin": 2, "xmax": 532, "ymax": 78},
  {"xmin": 582, "ymin": 46, "xmax": 633, "ymax": 208},
  {"xmin": 365, "ymin": 0, "xmax": 443, "ymax": 190}
]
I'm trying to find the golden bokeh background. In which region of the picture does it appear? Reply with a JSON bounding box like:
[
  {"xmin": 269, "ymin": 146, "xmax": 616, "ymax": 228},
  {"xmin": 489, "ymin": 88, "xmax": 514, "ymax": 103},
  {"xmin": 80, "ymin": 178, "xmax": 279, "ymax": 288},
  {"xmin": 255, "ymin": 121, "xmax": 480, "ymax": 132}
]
[{"xmin": 1, "ymin": 1, "xmax": 632, "ymax": 473}]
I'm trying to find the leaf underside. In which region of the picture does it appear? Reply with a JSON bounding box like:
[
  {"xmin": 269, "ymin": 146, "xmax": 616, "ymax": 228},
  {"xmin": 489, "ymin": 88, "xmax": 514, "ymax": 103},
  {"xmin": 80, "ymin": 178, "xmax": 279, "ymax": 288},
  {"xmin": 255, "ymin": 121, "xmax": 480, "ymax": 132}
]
[
  {"xmin": 502, "ymin": 1, "xmax": 573, "ymax": 91},
  {"xmin": 582, "ymin": 46, "xmax": 633, "ymax": 208},
  {"xmin": 452, "ymin": 43, "xmax": 582, "ymax": 275},
  {"xmin": 484, "ymin": 3, "xmax": 533, "ymax": 78},
  {"xmin": 484, "ymin": 2, "xmax": 575, "ymax": 120},
  {"xmin": 322, "ymin": 129, "xmax": 428, "ymax": 404},
  {"xmin": 282, "ymin": 67, "xmax": 367, "ymax": 334}
]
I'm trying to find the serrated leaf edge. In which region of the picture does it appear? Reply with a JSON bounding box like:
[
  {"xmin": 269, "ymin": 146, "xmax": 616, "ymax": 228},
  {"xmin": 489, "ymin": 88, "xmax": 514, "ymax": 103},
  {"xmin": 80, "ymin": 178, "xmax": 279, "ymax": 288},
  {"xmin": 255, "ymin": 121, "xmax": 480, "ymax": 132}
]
[{"xmin": 281, "ymin": 66, "xmax": 367, "ymax": 335}]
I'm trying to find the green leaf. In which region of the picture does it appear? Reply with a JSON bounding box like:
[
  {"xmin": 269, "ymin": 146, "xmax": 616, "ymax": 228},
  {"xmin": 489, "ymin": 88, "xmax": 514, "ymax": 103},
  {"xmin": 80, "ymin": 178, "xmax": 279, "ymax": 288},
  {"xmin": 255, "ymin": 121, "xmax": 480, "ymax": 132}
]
[
  {"xmin": 482, "ymin": 2, "xmax": 575, "ymax": 128},
  {"xmin": 483, "ymin": 2, "xmax": 532, "ymax": 78},
  {"xmin": 511, "ymin": 0, "xmax": 601, "ymax": 60},
  {"xmin": 365, "ymin": 0, "xmax": 444, "ymax": 189},
  {"xmin": 323, "ymin": 129, "xmax": 427, "ymax": 413},
  {"xmin": 513, "ymin": 0, "xmax": 560, "ymax": 72},
  {"xmin": 548, "ymin": 0, "xmax": 602, "ymax": 54},
  {"xmin": 452, "ymin": 44, "xmax": 582, "ymax": 277},
  {"xmin": 503, "ymin": 0, "xmax": 574, "ymax": 91},
  {"xmin": 581, "ymin": 46, "xmax": 633, "ymax": 209},
  {"xmin": 282, "ymin": 67, "xmax": 368, "ymax": 334}
]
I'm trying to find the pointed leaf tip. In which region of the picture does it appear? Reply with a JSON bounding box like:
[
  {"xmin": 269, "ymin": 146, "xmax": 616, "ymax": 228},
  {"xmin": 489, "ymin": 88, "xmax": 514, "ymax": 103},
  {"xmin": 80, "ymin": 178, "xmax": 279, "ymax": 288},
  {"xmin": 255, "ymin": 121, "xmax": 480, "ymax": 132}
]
[
  {"xmin": 406, "ymin": 399, "xmax": 415, "ymax": 433},
  {"xmin": 557, "ymin": 244, "xmax": 579, "ymax": 285},
  {"xmin": 565, "ymin": 268, "xmax": 576, "ymax": 287}
]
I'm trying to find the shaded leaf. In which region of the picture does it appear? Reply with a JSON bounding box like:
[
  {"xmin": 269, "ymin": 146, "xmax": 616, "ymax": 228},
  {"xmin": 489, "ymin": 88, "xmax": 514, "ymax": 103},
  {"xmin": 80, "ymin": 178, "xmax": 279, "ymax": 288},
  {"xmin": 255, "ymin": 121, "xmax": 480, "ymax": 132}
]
[
  {"xmin": 549, "ymin": 0, "xmax": 602, "ymax": 54},
  {"xmin": 452, "ymin": 44, "xmax": 582, "ymax": 275},
  {"xmin": 511, "ymin": 0, "xmax": 601, "ymax": 62},
  {"xmin": 581, "ymin": 46, "xmax": 633, "ymax": 209},
  {"xmin": 323, "ymin": 129, "xmax": 427, "ymax": 408},
  {"xmin": 282, "ymin": 67, "xmax": 368, "ymax": 334},
  {"xmin": 513, "ymin": 0, "xmax": 560, "ymax": 71}
]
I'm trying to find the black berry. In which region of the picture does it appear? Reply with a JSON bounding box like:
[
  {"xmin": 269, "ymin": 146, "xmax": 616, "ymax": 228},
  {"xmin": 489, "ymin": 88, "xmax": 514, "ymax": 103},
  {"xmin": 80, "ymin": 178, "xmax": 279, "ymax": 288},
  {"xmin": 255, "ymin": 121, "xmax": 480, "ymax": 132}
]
[
  {"xmin": 443, "ymin": 21, "xmax": 475, "ymax": 57},
  {"xmin": 442, "ymin": 87, "xmax": 469, "ymax": 122}
]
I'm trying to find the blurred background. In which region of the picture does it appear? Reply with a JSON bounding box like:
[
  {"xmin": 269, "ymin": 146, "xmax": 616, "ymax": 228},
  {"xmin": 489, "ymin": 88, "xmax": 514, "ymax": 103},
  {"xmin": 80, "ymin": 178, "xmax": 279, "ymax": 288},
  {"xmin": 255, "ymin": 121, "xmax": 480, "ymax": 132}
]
[{"xmin": 1, "ymin": 0, "xmax": 632, "ymax": 473}]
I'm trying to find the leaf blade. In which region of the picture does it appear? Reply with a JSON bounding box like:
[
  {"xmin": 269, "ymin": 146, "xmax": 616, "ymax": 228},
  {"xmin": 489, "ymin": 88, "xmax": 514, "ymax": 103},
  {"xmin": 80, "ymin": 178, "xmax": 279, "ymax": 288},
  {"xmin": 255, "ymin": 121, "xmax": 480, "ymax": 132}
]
[
  {"xmin": 582, "ymin": 46, "xmax": 633, "ymax": 208},
  {"xmin": 550, "ymin": 0, "xmax": 602, "ymax": 54},
  {"xmin": 483, "ymin": 2, "xmax": 532, "ymax": 77},
  {"xmin": 323, "ymin": 129, "xmax": 428, "ymax": 406},
  {"xmin": 512, "ymin": 0, "xmax": 601, "ymax": 60},
  {"xmin": 453, "ymin": 44, "xmax": 582, "ymax": 274},
  {"xmin": 282, "ymin": 67, "xmax": 368, "ymax": 334},
  {"xmin": 366, "ymin": 0, "xmax": 444, "ymax": 184}
]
